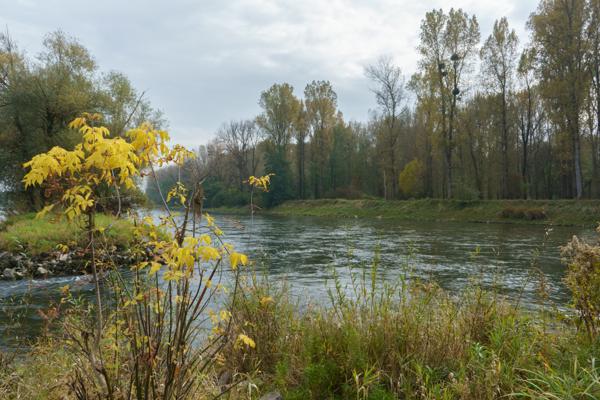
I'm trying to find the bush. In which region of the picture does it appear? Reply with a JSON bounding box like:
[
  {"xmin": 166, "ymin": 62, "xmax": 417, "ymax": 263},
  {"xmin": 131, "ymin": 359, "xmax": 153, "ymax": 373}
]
[
  {"xmin": 562, "ymin": 226, "xmax": 600, "ymax": 339},
  {"xmin": 499, "ymin": 206, "xmax": 547, "ymax": 220},
  {"xmin": 398, "ymin": 159, "xmax": 424, "ymax": 198}
]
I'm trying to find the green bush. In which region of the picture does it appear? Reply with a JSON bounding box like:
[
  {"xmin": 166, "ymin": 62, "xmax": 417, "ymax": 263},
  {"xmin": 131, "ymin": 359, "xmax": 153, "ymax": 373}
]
[
  {"xmin": 398, "ymin": 159, "xmax": 424, "ymax": 198},
  {"xmin": 499, "ymin": 206, "xmax": 547, "ymax": 220}
]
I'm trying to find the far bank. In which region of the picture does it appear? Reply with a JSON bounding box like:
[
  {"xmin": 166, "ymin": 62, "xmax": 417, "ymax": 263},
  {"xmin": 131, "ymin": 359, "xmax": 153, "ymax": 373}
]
[{"xmin": 208, "ymin": 199, "xmax": 600, "ymax": 227}]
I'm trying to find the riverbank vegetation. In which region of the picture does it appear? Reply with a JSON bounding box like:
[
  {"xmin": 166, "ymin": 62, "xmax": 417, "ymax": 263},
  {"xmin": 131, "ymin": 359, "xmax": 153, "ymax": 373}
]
[
  {"xmin": 1, "ymin": 110, "xmax": 599, "ymax": 396},
  {"xmin": 0, "ymin": 213, "xmax": 136, "ymax": 255},
  {"xmin": 220, "ymin": 270, "xmax": 600, "ymax": 399},
  {"xmin": 0, "ymin": 113, "xmax": 257, "ymax": 399},
  {"xmin": 264, "ymin": 199, "xmax": 600, "ymax": 227},
  {"xmin": 3, "ymin": 0, "xmax": 600, "ymax": 398}
]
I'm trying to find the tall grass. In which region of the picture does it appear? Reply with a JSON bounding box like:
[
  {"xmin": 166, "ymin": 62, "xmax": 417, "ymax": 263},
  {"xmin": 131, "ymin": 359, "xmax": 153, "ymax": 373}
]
[{"xmin": 219, "ymin": 262, "xmax": 600, "ymax": 399}]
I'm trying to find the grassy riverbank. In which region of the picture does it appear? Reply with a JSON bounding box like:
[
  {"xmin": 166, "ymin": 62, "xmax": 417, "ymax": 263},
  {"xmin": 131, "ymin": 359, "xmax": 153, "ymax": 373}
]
[
  {"xmin": 0, "ymin": 213, "xmax": 136, "ymax": 255},
  {"xmin": 266, "ymin": 199, "xmax": 600, "ymax": 227}
]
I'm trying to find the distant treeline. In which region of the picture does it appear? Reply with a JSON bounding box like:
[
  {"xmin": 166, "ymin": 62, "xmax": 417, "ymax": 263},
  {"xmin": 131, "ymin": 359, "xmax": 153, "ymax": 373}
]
[
  {"xmin": 3, "ymin": 2, "xmax": 600, "ymax": 212},
  {"xmin": 148, "ymin": 1, "xmax": 600, "ymax": 209}
]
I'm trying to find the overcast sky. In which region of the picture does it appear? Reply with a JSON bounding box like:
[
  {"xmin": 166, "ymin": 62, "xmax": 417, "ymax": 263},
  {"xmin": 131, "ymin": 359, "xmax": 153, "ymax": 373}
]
[{"xmin": 2, "ymin": 0, "xmax": 538, "ymax": 147}]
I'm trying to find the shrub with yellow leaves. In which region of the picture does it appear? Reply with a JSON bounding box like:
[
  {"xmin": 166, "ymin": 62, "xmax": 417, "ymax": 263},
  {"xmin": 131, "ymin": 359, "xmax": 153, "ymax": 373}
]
[
  {"xmin": 246, "ymin": 173, "xmax": 275, "ymax": 215},
  {"xmin": 22, "ymin": 113, "xmax": 252, "ymax": 399},
  {"xmin": 247, "ymin": 174, "xmax": 274, "ymax": 193}
]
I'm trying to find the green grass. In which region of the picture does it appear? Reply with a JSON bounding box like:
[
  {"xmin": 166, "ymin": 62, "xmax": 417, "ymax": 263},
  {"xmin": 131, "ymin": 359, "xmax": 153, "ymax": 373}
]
[
  {"xmin": 268, "ymin": 199, "xmax": 600, "ymax": 227},
  {"xmin": 0, "ymin": 342, "xmax": 75, "ymax": 400},
  {"xmin": 0, "ymin": 213, "xmax": 137, "ymax": 255}
]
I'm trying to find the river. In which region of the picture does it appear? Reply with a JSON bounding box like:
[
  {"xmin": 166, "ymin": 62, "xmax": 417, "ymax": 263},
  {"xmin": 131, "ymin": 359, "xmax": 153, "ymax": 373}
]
[{"xmin": 0, "ymin": 213, "xmax": 595, "ymax": 349}]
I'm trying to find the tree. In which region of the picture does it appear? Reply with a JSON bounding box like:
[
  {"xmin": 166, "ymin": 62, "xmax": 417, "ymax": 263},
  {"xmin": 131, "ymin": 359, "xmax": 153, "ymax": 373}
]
[
  {"xmin": 294, "ymin": 102, "xmax": 309, "ymax": 198},
  {"xmin": 98, "ymin": 71, "xmax": 165, "ymax": 136},
  {"xmin": 417, "ymin": 9, "xmax": 480, "ymax": 198},
  {"xmin": 257, "ymin": 83, "xmax": 301, "ymax": 205},
  {"xmin": 304, "ymin": 80, "xmax": 338, "ymax": 198},
  {"xmin": 480, "ymin": 17, "xmax": 519, "ymax": 198},
  {"xmin": 0, "ymin": 30, "xmax": 161, "ymax": 209},
  {"xmin": 399, "ymin": 159, "xmax": 425, "ymax": 197},
  {"xmin": 458, "ymin": 94, "xmax": 493, "ymax": 198},
  {"xmin": 217, "ymin": 119, "xmax": 259, "ymax": 191},
  {"xmin": 257, "ymin": 83, "xmax": 301, "ymax": 154},
  {"xmin": 365, "ymin": 56, "xmax": 406, "ymax": 199},
  {"xmin": 328, "ymin": 122, "xmax": 354, "ymax": 194},
  {"xmin": 409, "ymin": 73, "xmax": 437, "ymax": 197},
  {"xmin": 23, "ymin": 113, "xmax": 250, "ymax": 398},
  {"xmin": 529, "ymin": 0, "xmax": 589, "ymax": 198},
  {"xmin": 516, "ymin": 48, "xmax": 543, "ymax": 198},
  {"xmin": 263, "ymin": 150, "xmax": 292, "ymax": 207},
  {"xmin": 586, "ymin": 0, "xmax": 600, "ymax": 196}
]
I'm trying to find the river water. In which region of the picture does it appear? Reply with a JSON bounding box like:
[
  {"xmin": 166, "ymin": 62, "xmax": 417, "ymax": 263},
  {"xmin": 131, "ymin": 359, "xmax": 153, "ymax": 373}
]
[{"xmin": 0, "ymin": 213, "xmax": 595, "ymax": 349}]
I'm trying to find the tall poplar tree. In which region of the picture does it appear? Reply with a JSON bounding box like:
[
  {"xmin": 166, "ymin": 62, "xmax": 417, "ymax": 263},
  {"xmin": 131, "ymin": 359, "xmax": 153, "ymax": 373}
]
[
  {"xmin": 417, "ymin": 9, "xmax": 480, "ymax": 198},
  {"xmin": 480, "ymin": 17, "xmax": 518, "ymax": 198}
]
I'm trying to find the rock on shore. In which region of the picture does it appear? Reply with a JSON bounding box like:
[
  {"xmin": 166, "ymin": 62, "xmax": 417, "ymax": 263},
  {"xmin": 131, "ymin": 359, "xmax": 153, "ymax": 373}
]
[{"xmin": 0, "ymin": 249, "xmax": 138, "ymax": 280}]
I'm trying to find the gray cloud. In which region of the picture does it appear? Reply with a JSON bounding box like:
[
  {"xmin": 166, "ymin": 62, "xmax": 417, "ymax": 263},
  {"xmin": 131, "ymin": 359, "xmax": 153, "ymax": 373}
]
[{"xmin": 2, "ymin": 0, "xmax": 537, "ymax": 147}]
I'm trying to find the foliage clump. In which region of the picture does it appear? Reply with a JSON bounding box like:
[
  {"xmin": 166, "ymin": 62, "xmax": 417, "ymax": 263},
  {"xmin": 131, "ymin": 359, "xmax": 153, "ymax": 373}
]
[
  {"xmin": 562, "ymin": 226, "xmax": 600, "ymax": 339},
  {"xmin": 398, "ymin": 158, "xmax": 424, "ymax": 198},
  {"xmin": 499, "ymin": 206, "xmax": 547, "ymax": 221}
]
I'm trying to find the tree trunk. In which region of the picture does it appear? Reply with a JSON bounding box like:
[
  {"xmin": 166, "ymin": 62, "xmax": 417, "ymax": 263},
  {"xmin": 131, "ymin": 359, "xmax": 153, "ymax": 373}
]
[
  {"xmin": 501, "ymin": 89, "xmax": 510, "ymax": 198},
  {"xmin": 573, "ymin": 129, "xmax": 583, "ymax": 198},
  {"xmin": 297, "ymin": 138, "xmax": 305, "ymax": 198}
]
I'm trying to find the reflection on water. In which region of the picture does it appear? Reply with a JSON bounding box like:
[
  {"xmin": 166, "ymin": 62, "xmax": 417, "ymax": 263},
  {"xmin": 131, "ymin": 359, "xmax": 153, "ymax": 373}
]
[{"xmin": 0, "ymin": 212, "xmax": 594, "ymax": 349}]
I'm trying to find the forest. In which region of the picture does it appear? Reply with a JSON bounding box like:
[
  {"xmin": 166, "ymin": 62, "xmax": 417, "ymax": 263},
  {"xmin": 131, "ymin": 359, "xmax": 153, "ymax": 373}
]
[{"xmin": 144, "ymin": 0, "xmax": 600, "ymax": 209}]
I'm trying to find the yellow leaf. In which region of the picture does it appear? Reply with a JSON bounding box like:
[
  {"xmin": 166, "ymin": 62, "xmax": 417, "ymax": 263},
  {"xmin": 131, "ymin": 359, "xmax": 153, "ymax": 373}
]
[
  {"xmin": 149, "ymin": 262, "xmax": 162, "ymax": 275},
  {"xmin": 36, "ymin": 204, "xmax": 55, "ymax": 219},
  {"xmin": 237, "ymin": 334, "xmax": 256, "ymax": 348},
  {"xmin": 230, "ymin": 252, "xmax": 249, "ymax": 270},
  {"xmin": 259, "ymin": 296, "xmax": 274, "ymax": 306},
  {"xmin": 220, "ymin": 310, "xmax": 231, "ymax": 321}
]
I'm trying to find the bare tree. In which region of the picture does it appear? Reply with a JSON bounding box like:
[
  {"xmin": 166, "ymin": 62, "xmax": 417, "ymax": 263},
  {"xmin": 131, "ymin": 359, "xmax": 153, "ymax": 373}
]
[
  {"xmin": 217, "ymin": 119, "xmax": 260, "ymax": 190},
  {"xmin": 365, "ymin": 56, "xmax": 405, "ymax": 199}
]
